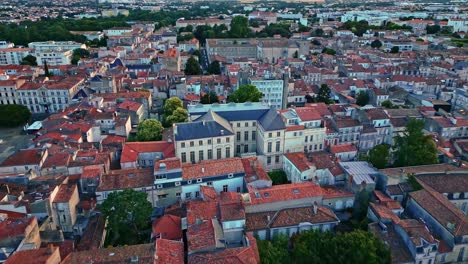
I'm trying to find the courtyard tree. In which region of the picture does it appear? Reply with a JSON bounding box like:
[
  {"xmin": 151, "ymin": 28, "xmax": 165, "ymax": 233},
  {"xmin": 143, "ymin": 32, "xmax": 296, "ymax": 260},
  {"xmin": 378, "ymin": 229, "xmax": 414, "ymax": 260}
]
[{"xmin": 136, "ymin": 119, "xmax": 163, "ymax": 141}]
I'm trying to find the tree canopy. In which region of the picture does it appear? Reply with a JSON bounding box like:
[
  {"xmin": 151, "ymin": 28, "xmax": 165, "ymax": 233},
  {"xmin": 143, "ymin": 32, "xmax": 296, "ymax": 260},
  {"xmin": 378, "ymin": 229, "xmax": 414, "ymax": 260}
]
[
  {"xmin": 165, "ymin": 107, "xmax": 189, "ymax": 127},
  {"xmin": 71, "ymin": 48, "xmax": 90, "ymax": 65},
  {"xmin": 184, "ymin": 56, "xmax": 202, "ymax": 75},
  {"xmin": 356, "ymin": 91, "xmax": 370, "ymax": 106},
  {"xmin": 367, "ymin": 144, "xmax": 390, "ymax": 169},
  {"xmin": 227, "ymin": 84, "xmax": 263, "ymax": 103},
  {"xmin": 163, "ymin": 97, "xmax": 188, "ymax": 127},
  {"xmin": 0, "ymin": 105, "xmax": 31, "ymax": 127},
  {"xmin": 163, "ymin": 97, "xmax": 184, "ymax": 116},
  {"xmin": 393, "ymin": 119, "xmax": 438, "ymax": 167},
  {"xmin": 257, "ymin": 229, "xmax": 391, "ymax": 264},
  {"xmin": 20, "ymin": 55, "xmax": 37, "ymax": 66},
  {"xmin": 322, "ymin": 47, "xmax": 336, "ymax": 56},
  {"xmin": 370, "ymin": 39, "xmax": 382, "ymax": 49},
  {"xmin": 100, "ymin": 189, "xmax": 152, "ymax": 246},
  {"xmin": 317, "ymin": 84, "xmax": 332, "ymax": 104},
  {"xmin": 229, "ymin": 15, "xmax": 250, "ymax": 38},
  {"xmin": 390, "ymin": 46, "xmax": 399, "ymax": 53},
  {"xmin": 136, "ymin": 119, "xmax": 164, "ymax": 141},
  {"xmin": 207, "ymin": 60, "xmax": 221, "ymax": 74}
]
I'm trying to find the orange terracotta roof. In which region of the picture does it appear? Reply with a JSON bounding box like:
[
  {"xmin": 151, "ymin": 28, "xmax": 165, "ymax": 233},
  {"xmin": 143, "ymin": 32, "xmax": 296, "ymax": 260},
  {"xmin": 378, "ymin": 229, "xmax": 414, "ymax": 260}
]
[
  {"xmin": 53, "ymin": 184, "xmax": 77, "ymax": 203},
  {"xmin": 121, "ymin": 141, "xmax": 175, "ymax": 164},
  {"xmin": 152, "ymin": 215, "xmax": 182, "ymax": 240},
  {"xmin": 155, "ymin": 239, "xmax": 184, "ymax": 264},
  {"xmin": 247, "ymin": 182, "xmax": 322, "ymax": 205},
  {"xmin": 181, "ymin": 158, "xmax": 244, "ymax": 180}
]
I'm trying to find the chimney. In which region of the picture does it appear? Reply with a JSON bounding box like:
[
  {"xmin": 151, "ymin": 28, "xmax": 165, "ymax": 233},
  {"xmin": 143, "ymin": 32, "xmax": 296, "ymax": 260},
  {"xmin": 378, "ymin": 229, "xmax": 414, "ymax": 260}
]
[
  {"xmin": 220, "ymin": 129, "xmax": 224, "ymax": 135},
  {"xmin": 202, "ymin": 120, "xmax": 206, "ymax": 126},
  {"xmin": 201, "ymin": 167, "xmax": 205, "ymax": 173},
  {"xmin": 267, "ymin": 215, "xmax": 271, "ymax": 222},
  {"xmin": 313, "ymin": 201, "xmax": 318, "ymax": 214}
]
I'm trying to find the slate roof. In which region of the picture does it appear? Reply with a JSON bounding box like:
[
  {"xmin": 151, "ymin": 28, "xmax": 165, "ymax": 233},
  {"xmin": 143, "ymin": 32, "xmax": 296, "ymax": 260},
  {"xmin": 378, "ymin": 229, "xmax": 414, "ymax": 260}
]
[
  {"xmin": 258, "ymin": 108, "xmax": 286, "ymax": 131},
  {"xmin": 174, "ymin": 119, "xmax": 234, "ymax": 141}
]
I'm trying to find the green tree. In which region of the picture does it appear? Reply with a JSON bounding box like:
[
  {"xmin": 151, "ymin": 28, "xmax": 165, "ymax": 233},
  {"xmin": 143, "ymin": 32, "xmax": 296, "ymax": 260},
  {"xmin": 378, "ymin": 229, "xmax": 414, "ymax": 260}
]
[
  {"xmin": 207, "ymin": 60, "xmax": 221, "ymax": 74},
  {"xmin": 291, "ymin": 229, "xmax": 391, "ymax": 264},
  {"xmin": 71, "ymin": 48, "xmax": 90, "ymax": 65},
  {"xmin": 0, "ymin": 105, "xmax": 31, "ymax": 127},
  {"xmin": 370, "ymin": 39, "xmax": 382, "ymax": 49},
  {"xmin": 20, "ymin": 55, "xmax": 37, "ymax": 66},
  {"xmin": 322, "ymin": 47, "xmax": 336, "ymax": 55},
  {"xmin": 381, "ymin": 100, "xmax": 393, "ymax": 108},
  {"xmin": 393, "ymin": 119, "xmax": 438, "ymax": 167},
  {"xmin": 184, "ymin": 56, "xmax": 202, "ymax": 75},
  {"xmin": 228, "ymin": 84, "xmax": 263, "ymax": 103},
  {"xmin": 257, "ymin": 235, "xmax": 290, "ymax": 264},
  {"xmin": 43, "ymin": 60, "xmax": 51, "ymax": 77},
  {"xmin": 317, "ymin": 84, "xmax": 331, "ymax": 104},
  {"xmin": 166, "ymin": 107, "xmax": 189, "ymax": 126},
  {"xmin": 163, "ymin": 97, "xmax": 184, "ymax": 117},
  {"xmin": 314, "ymin": 28, "xmax": 324, "ymax": 37},
  {"xmin": 390, "ymin": 46, "xmax": 399, "ymax": 53},
  {"xmin": 200, "ymin": 91, "xmax": 219, "ymax": 104},
  {"xmin": 267, "ymin": 170, "xmax": 290, "ymax": 185},
  {"xmin": 356, "ymin": 91, "xmax": 370, "ymax": 106},
  {"xmin": 100, "ymin": 189, "xmax": 152, "ymax": 246},
  {"xmin": 136, "ymin": 119, "xmax": 163, "ymax": 141},
  {"xmin": 367, "ymin": 144, "xmax": 390, "ymax": 169},
  {"xmin": 230, "ymin": 15, "xmax": 250, "ymax": 38},
  {"xmin": 426, "ymin": 24, "xmax": 440, "ymax": 34},
  {"xmin": 293, "ymin": 50, "xmax": 299, "ymax": 58},
  {"xmin": 353, "ymin": 189, "xmax": 371, "ymax": 222}
]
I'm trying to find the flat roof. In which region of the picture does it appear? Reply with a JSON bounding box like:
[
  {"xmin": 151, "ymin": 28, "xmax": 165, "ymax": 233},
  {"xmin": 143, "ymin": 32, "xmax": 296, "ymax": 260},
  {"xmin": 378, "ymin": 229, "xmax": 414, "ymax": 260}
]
[{"xmin": 27, "ymin": 121, "xmax": 42, "ymax": 130}]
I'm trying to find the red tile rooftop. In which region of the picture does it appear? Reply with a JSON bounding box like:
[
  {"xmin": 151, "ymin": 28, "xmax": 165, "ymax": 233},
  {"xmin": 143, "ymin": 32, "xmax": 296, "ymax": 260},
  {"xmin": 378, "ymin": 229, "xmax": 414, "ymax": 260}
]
[
  {"xmin": 97, "ymin": 168, "xmax": 153, "ymax": 191},
  {"xmin": 187, "ymin": 220, "xmax": 217, "ymax": 253},
  {"xmin": 117, "ymin": 100, "xmax": 142, "ymax": 112},
  {"xmin": 286, "ymin": 125, "xmax": 305, "ymax": 132},
  {"xmin": 321, "ymin": 186, "xmax": 354, "ymax": 199},
  {"xmin": 247, "ymin": 182, "xmax": 322, "ymax": 205},
  {"xmin": 284, "ymin": 152, "xmax": 313, "ymax": 172},
  {"xmin": 181, "ymin": 158, "xmax": 245, "ymax": 180},
  {"xmin": 53, "ymin": 184, "xmax": 77, "ymax": 203},
  {"xmin": 186, "ymin": 200, "xmax": 218, "ymax": 226},
  {"xmin": 246, "ymin": 205, "xmax": 338, "ymax": 231},
  {"xmin": 65, "ymin": 243, "xmax": 154, "ymax": 264},
  {"xmin": 0, "ymin": 216, "xmax": 36, "ymax": 240},
  {"xmin": 330, "ymin": 143, "xmax": 357, "ymax": 154},
  {"xmin": 294, "ymin": 107, "xmax": 323, "ymax": 121},
  {"xmin": 189, "ymin": 234, "xmax": 260, "ymax": 264},
  {"xmin": 409, "ymin": 189, "xmax": 468, "ymax": 236},
  {"xmin": 152, "ymin": 214, "xmax": 182, "ymax": 241},
  {"xmin": 155, "ymin": 239, "xmax": 184, "ymax": 264},
  {"xmin": 0, "ymin": 148, "xmax": 44, "ymax": 167},
  {"xmin": 5, "ymin": 246, "xmax": 59, "ymax": 264},
  {"xmin": 81, "ymin": 165, "xmax": 103, "ymax": 179},
  {"xmin": 121, "ymin": 141, "xmax": 175, "ymax": 164}
]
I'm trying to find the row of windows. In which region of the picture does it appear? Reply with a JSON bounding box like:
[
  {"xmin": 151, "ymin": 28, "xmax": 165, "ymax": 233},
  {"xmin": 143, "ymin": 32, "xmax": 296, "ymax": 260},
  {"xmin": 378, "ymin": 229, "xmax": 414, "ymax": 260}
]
[
  {"xmin": 181, "ymin": 137, "xmax": 229, "ymax": 148},
  {"xmin": 233, "ymin": 121, "xmax": 256, "ymax": 127},
  {"xmin": 180, "ymin": 147, "xmax": 231, "ymax": 163},
  {"xmin": 237, "ymin": 131, "xmax": 256, "ymax": 141},
  {"xmin": 267, "ymin": 141, "xmax": 282, "ymax": 153}
]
